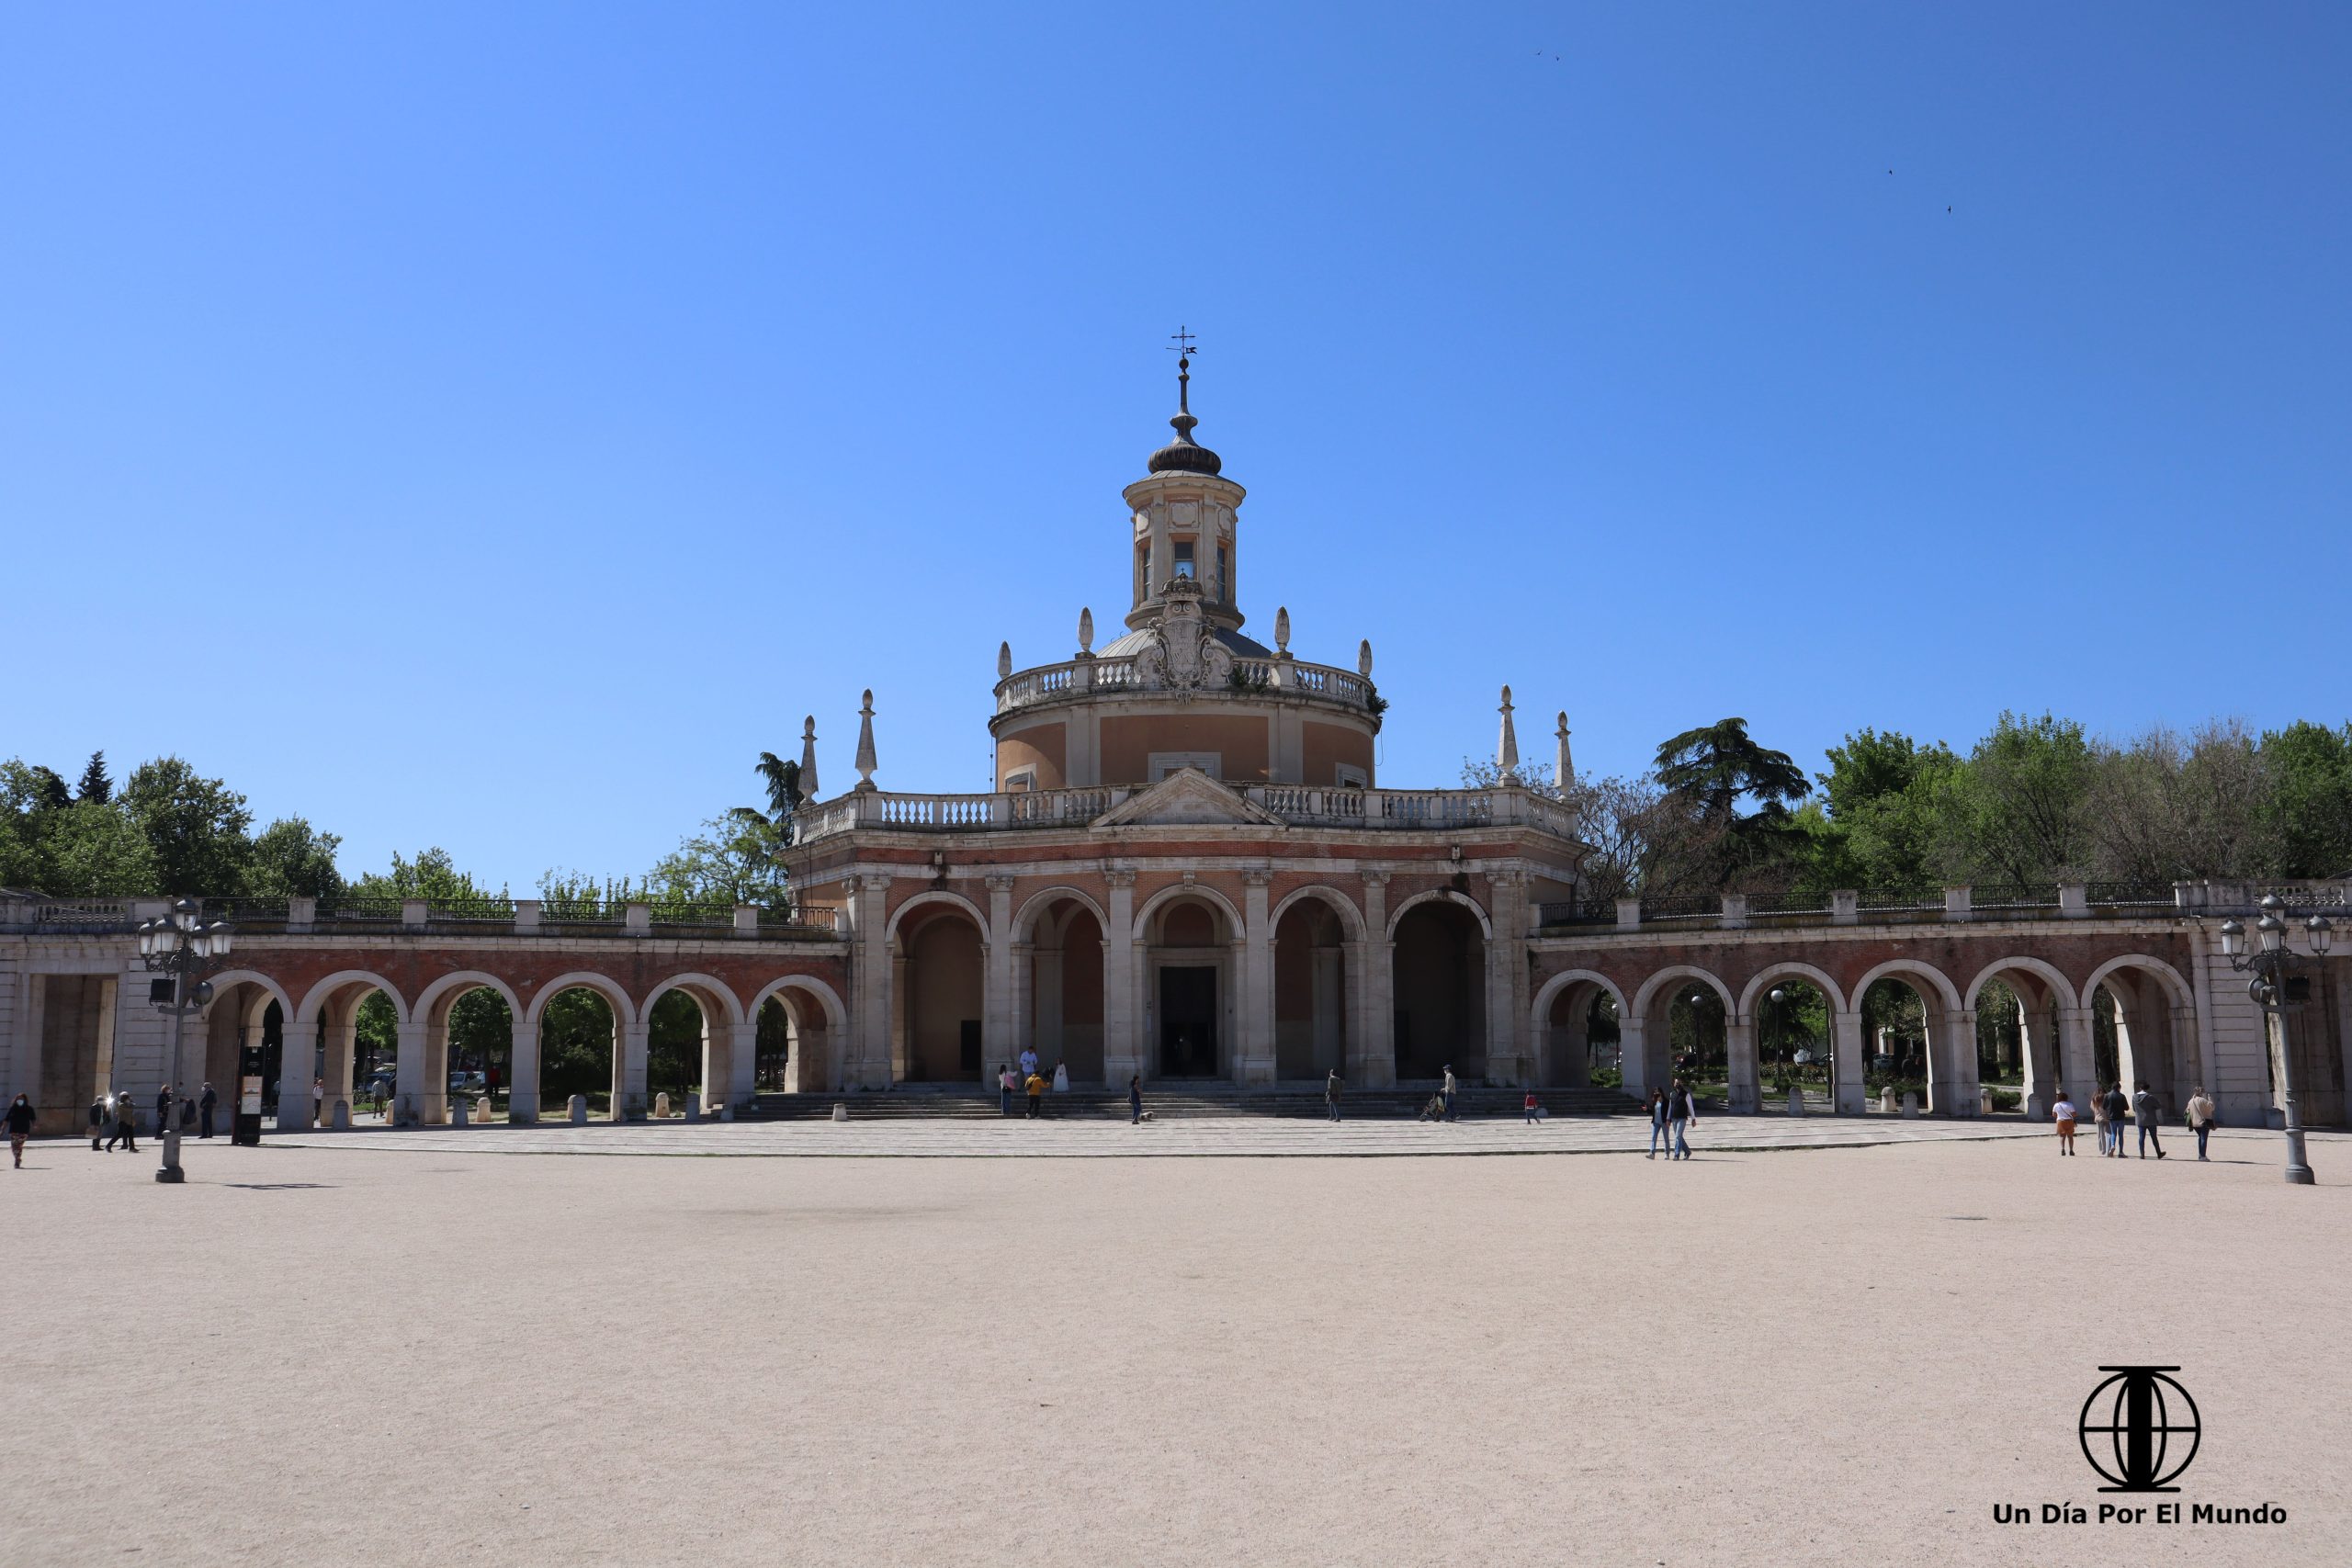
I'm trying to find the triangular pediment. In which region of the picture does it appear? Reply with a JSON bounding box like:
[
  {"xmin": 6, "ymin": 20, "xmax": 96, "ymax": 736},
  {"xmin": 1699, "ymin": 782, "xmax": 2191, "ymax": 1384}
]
[{"xmin": 1091, "ymin": 769, "xmax": 1287, "ymax": 829}]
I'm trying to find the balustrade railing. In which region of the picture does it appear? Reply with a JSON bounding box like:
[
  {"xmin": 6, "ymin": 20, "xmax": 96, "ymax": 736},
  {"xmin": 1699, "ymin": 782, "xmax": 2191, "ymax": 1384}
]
[{"xmin": 993, "ymin": 654, "xmax": 1377, "ymax": 715}]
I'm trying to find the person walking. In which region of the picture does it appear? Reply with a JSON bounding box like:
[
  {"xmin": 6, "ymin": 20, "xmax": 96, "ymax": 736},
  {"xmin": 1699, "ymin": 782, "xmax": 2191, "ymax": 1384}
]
[
  {"xmin": 2052, "ymin": 1089, "xmax": 2079, "ymax": 1156},
  {"xmin": 2184, "ymin": 1085, "xmax": 2216, "ymax": 1161},
  {"xmin": 1128, "ymin": 1075, "xmax": 1143, "ymax": 1125},
  {"xmin": 1325, "ymin": 1068, "xmax": 1344, "ymax": 1123},
  {"xmin": 312, "ymin": 1077, "xmax": 325, "ymax": 1121},
  {"xmin": 105, "ymin": 1093, "xmax": 138, "ymax": 1153},
  {"xmin": 1646, "ymin": 1088, "xmax": 1668, "ymax": 1159},
  {"xmin": 88, "ymin": 1094, "xmax": 107, "ymax": 1152},
  {"xmin": 1023, "ymin": 1071, "xmax": 1046, "ymax": 1120},
  {"xmin": 997, "ymin": 1065, "xmax": 1015, "ymax": 1118},
  {"xmin": 1441, "ymin": 1065, "xmax": 1458, "ymax": 1122},
  {"xmin": 6, "ymin": 1093, "xmax": 34, "ymax": 1167},
  {"xmin": 2103, "ymin": 1083, "xmax": 2130, "ymax": 1156},
  {"xmin": 198, "ymin": 1083, "xmax": 218, "ymax": 1139},
  {"xmin": 1667, "ymin": 1077, "xmax": 1696, "ymax": 1160},
  {"xmin": 1523, "ymin": 1089, "xmax": 1541, "ymax": 1125},
  {"xmin": 155, "ymin": 1085, "xmax": 174, "ymax": 1145},
  {"xmin": 2089, "ymin": 1083, "xmax": 2111, "ymax": 1155},
  {"xmin": 2132, "ymin": 1082, "xmax": 2167, "ymax": 1159}
]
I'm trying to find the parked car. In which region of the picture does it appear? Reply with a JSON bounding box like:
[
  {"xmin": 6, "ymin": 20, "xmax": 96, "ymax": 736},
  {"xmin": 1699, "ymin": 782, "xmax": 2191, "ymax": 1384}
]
[{"xmin": 448, "ymin": 1070, "xmax": 486, "ymax": 1094}]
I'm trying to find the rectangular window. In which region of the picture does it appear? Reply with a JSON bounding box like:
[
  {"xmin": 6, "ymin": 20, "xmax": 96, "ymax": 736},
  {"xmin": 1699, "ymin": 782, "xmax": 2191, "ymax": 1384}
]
[
  {"xmin": 1335, "ymin": 763, "xmax": 1369, "ymax": 789},
  {"xmin": 1149, "ymin": 751, "xmax": 1221, "ymax": 782},
  {"xmin": 1172, "ymin": 539, "xmax": 1195, "ymax": 578},
  {"xmin": 1215, "ymin": 545, "xmax": 1227, "ymax": 599}
]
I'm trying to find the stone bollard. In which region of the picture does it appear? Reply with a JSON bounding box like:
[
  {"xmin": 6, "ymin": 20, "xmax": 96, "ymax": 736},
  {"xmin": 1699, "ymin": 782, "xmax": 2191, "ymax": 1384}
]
[
  {"xmin": 331, "ymin": 1100, "xmax": 351, "ymax": 1131},
  {"xmin": 684, "ymin": 1092, "xmax": 701, "ymax": 1123},
  {"xmin": 1900, "ymin": 1091, "xmax": 1920, "ymax": 1119},
  {"xmin": 718, "ymin": 1101, "xmax": 735, "ymax": 1122},
  {"xmin": 1980, "ymin": 1086, "xmax": 1996, "ymax": 1116},
  {"xmin": 476, "ymin": 1097, "xmax": 492, "ymax": 1122},
  {"xmin": 569, "ymin": 1094, "xmax": 588, "ymax": 1125},
  {"xmin": 831, "ymin": 1103, "xmax": 849, "ymax": 1122},
  {"xmin": 1878, "ymin": 1089, "xmax": 1900, "ymax": 1114},
  {"xmin": 654, "ymin": 1091, "xmax": 672, "ymax": 1120},
  {"xmin": 1786, "ymin": 1087, "xmax": 1804, "ymax": 1118},
  {"xmin": 452, "ymin": 1098, "xmax": 469, "ymax": 1127}
]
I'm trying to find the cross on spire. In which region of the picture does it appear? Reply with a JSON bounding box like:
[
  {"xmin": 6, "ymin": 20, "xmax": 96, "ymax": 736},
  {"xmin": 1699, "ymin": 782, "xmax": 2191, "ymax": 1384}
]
[{"xmin": 1167, "ymin": 324, "xmax": 1198, "ymax": 413}]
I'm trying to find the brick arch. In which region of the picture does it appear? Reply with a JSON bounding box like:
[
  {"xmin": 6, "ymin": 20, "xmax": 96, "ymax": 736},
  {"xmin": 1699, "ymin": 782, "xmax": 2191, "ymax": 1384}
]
[
  {"xmin": 642, "ymin": 972, "xmax": 747, "ymax": 1027},
  {"xmin": 295, "ymin": 970, "xmax": 410, "ymax": 1027},
  {"xmin": 1271, "ymin": 884, "xmax": 1366, "ymax": 944},
  {"xmin": 1963, "ymin": 954, "xmax": 2076, "ymax": 1012},
  {"xmin": 885, "ymin": 888, "xmax": 989, "ymax": 947},
  {"xmin": 748, "ymin": 973, "xmax": 848, "ymax": 1032},
  {"xmin": 1632, "ymin": 964, "xmax": 1735, "ymax": 1020},
  {"xmin": 1385, "ymin": 887, "xmax": 1491, "ymax": 942},
  {"xmin": 413, "ymin": 970, "xmax": 526, "ymax": 1028},
  {"xmin": 2081, "ymin": 953, "xmax": 2193, "ymax": 1012},
  {"xmin": 522, "ymin": 972, "xmax": 638, "ymax": 1032},
  {"xmin": 1530, "ymin": 968, "xmax": 1627, "ymax": 1030},
  {"xmin": 1012, "ymin": 885, "xmax": 1109, "ymax": 944},
  {"xmin": 1736, "ymin": 962, "xmax": 1850, "ymax": 1018},
  {"xmin": 1849, "ymin": 957, "xmax": 1964, "ymax": 1014},
  {"xmin": 1133, "ymin": 881, "xmax": 1244, "ymax": 943},
  {"xmin": 199, "ymin": 969, "xmax": 295, "ymax": 1026}
]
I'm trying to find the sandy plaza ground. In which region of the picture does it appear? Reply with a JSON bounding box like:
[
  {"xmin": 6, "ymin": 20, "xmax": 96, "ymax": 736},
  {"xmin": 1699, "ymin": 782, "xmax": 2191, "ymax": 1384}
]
[{"xmin": 3, "ymin": 1119, "xmax": 2346, "ymax": 1567}]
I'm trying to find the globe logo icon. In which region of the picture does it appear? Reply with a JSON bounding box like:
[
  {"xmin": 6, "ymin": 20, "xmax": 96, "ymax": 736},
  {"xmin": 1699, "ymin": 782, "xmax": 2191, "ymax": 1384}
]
[{"xmin": 2079, "ymin": 1366, "xmax": 2200, "ymax": 1492}]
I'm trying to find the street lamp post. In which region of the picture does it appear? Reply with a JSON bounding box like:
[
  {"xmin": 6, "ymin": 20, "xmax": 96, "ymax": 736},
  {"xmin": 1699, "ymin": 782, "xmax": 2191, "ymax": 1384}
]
[
  {"xmin": 2217, "ymin": 894, "xmax": 2332, "ymax": 1186},
  {"xmin": 137, "ymin": 898, "xmax": 235, "ymax": 1185}
]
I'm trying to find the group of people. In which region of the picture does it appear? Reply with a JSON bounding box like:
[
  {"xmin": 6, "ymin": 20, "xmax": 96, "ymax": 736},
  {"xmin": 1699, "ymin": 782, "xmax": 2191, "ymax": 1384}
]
[
  {"xmin": 1645, "ymin": 1079, "xmax": 1701, "ymax": 1159},
  {"xmin": 2051, "ymin": 1081, "xmax": 2219, "ymax": 1160},
  {"xmin": 999, "ymin": 1047, "xmax": 1071, "ymax": 1119},
  {"xmin": 3, "ymin": 1082, "xmax": 228, "ymax": 1168}
]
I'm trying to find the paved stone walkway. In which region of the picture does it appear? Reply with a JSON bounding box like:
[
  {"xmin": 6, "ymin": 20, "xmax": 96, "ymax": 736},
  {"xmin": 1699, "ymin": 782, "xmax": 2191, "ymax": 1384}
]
[{"xmin": 254, "ymin": 1113, "xmax": 2322, "ymax": 1159}]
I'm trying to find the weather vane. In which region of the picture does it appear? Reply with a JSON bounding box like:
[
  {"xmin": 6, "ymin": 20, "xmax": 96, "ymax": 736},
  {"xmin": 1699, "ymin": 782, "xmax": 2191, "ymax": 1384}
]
[{"xmin": 1167, "ymin": 324, "xmax": 1199, "ymax": 412}]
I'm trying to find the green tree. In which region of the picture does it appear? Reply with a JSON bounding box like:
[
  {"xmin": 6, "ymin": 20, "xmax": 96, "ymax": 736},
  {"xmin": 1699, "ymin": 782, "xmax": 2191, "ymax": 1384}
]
[
  {"xmin": 1808, "ymin": 728, "xmax": 1963, "ymax": 891},
  {"xmin": 447, "ymin": 987, "xmax": 513, "ymax": 1089},
  {"xmin": 647, "ymin": 989, "xmax": 705, "ymax": 1098},
  {"xmin": 538, "ymin": 987, "xmax": 616, "ymax": 1102},
  {"xmin": 1654, "ymin": 718, "xmax": 1809, "ymax": 886},
  {"xmin": 32, "ymin": 799, "xmax": 161, "ymax": 896},
  {"xmin": 646, "ymin": 814, "xmax": 787, "ymax": 910},
  {"xmin": 120, "ymin": 756, "xmax": 254, "ymax": 894},
  {"xmin": 245, "ymin": 817, "xmax": 345, "ymax": 899},
  {"xmin": 2256, "ymin": 720, "xmax": 2352, "ymax": 877},
  {"xmin": 75, "ymin": 751, "xmax": 112, "ymax": 804},
  {"xmin": 1942, "ymin": 712, "xmax": 2095, "ymax": 885},
  {"xmin": 353, "ymin": 848, "xmax": 500, "ymax": 904}
]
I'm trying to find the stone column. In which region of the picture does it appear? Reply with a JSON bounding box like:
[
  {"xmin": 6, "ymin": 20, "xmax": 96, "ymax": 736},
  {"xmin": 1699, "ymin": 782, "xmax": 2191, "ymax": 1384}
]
[
  {"xmin": 1940, "ymin": 1008, "xmax": 1979, "ymax": 1117},
  {"xmin": 389, "ymin": 1018, "xmax": 427, "ymax": 1128},
  {"xmin": 1486, "ymin": 869, "xmax": 1531, "ymax": 1084},
  {"xmin": 2056, "ymin": 1006, "xmax": 2097, "ymax": 1101},
  {"xmin": 728, "ymin": 1021, "xmax": 758, "ymax": 1110},
  {"xmin": 508, "ymin": 1006, "xmax": 541, "ymax": 1123},
  {"xmin": 983, "ymin": 874, "xmax": 1015, "ymax": 1076},
  {"xmin": 888, "ymin": 943, "xmax": 910, "ymax": 1083},
  {"xmin": 1102, "ymin": 872, "xmax": 1139, "ymax": 1084},
  {"xmin": 1832, "ymin": 1010, "xmax": 1867, "ymax": 1114},
  {"xmin": 1356, "ymin": 872, "xmax": 1395, "ymax": 1088},
  {"xmin": 852, "ymin": 874, "xmax": 892, "ymax": 1089},
  {"xmin": 1238, "ymin": 869, "xmax": 1275, "ymax": 1086},
  {"xmin": 418, "ymin": 1011, "xmax": 448, "ymax": 1126},
  {"xmin": 1725, "ymin": 1014, "xmax": 1758, "ymax": 1113},
  {"xmin": 1619, "ymin": 1016, "xmax": 1651, "ymax": 1102},
  {"xmin": 616, "ymin": 1019, "xmax": 650, "ymax": 1120}
]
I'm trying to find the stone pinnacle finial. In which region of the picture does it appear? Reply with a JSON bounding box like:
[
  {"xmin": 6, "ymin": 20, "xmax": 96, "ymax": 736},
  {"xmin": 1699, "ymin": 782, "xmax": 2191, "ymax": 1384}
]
[
  {"xmin": 1497, "ymin": 684, "xmax": 1520, "ymax": 779},
  {"xmin": 853, "ymin": 690, "xmax": 878, "ymax": 793},
  {"xmin": 1555, "ymin": 711, "xmax": 1574, "ymax": 792},
  {"xmin": 998, "ymin": 641, "xmax": 1012, "ymax": 680},
  {"xmin": 799, "ymin": 715, "xmax": 820, "ymax": 803},
  {"xmin": 1358, "ymin": 639, "xmax": 1374, "ymax": 679},
  {"xmin": 1078, "ymin": 607, "xmax": 1094, "ymax": 654},
  {"xmin": 1275, "ymin": 606, "xmax": 1291, "ymax": 653}
]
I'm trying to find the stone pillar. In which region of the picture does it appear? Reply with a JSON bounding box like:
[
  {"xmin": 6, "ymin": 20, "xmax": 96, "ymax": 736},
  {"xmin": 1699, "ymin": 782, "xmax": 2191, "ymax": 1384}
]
[
  {"xmin": 616, "ymin": 1019, "xmax": 650, "ymax": 1120},
  {"xmin": 983, "ymin": 874, "xmax": 1015, "ymax": 1076},
  {"xmin": 1620, "ymin": 1016, "xmax": 1651, "ymax": 1102},
  {"xmin": 1357, "ymin": 872, "xmax": 1395, "ymax": 1088},
  {"xmin": 2056, "ymin": 1006, "xmax": 2098, "ymax": 1101},
  {"xmin": 1725, "ymin": 1014, "xmax": 1758, "ymax": 1113},
  {"xmin": 1939, "ymin": 1007, "xmax": 1980, "ymax": 1117},
  {"xmin": 418, "ymin": 1010, "xmax": 449, "ymax": 1126},
  {"xmin": 2018, "ymin": 997, "xmax": 2054, "ymax": 1121},
  {"xmin": 1101, "ymin": 872, "xmax": 1139, "ymax": 1084},
  {"xmin": 888, "ymin": 943, "xmax": 910, "ymax": 1084},
  {"xmin": 508, "ymin": 1005, "xmax": 541, "ymax": 1123},
  {"xmin": 728, "ymin": 1021, "xmax": 758, "ymax": 1110},
  {"xmin": 1238, "ymin": 869, "xmax": 1275, "ymax": 1086},
  {"xmin": 853, "ymin": 874, "xmax": 892, "ymax": 1089},
  {"xmin": 389, "ymin": 1018, "xmax": 427, "ymax": 1128},
  {"xmin": 1832, "ymin": 1010, "xmax": 1867, "ymax": 1114},
  {"xmin": 1487, "ymin": 869, "xmax": 1531, "ymax": 1084}
]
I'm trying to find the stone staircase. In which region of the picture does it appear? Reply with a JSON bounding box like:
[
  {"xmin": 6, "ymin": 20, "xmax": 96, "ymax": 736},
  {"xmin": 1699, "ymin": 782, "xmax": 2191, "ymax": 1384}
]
[{"xmin": 744, "ymin": 1084, "xmax": 1643, "ymax": 1122}]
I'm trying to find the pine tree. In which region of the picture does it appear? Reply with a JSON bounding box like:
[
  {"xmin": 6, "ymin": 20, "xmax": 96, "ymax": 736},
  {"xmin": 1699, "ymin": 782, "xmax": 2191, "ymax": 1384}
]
[{"xmin": 76, "ymin": 750, "xmax": 111, "ymax": 804}]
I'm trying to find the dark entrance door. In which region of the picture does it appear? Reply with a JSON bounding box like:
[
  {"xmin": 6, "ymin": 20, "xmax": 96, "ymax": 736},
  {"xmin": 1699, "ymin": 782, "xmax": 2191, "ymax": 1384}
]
[{"xmin": 1159, "ymin": 966, "xmax": 1219, "ymax": 1077}]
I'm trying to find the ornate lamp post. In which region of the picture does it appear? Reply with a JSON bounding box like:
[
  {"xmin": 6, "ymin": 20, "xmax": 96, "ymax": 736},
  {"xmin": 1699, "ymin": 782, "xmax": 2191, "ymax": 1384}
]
[
  {"xmin": 136, "ymin": 897, "xmax": 235, "ymax": 1185},
  {"xmin": 2217, "ymin": 894, "xmax": 2332, "ymax": 1186}
]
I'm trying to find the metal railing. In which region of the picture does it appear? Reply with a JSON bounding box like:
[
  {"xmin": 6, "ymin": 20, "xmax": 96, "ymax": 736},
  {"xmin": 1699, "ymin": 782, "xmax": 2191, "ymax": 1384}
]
[{"xmin": 1536, "ymin": 898, "xmax": 1617, "ymax": 927}]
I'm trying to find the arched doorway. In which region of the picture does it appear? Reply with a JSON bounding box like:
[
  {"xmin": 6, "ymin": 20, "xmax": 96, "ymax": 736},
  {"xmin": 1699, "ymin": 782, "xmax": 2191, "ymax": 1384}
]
[
  {"xmin": 1533, "ymin": 976, "xmax": 1623, "ymax": 1089},
  {"xmin": 1752, "ymin": 976, "xmax": 1833, "ymax": 1112},
  {"xmin": 752, "ymin": 976, "xmax": 843, "ymax": 1095},
  {"xmin": 1966, "ymin": 959, "xmax": 2074, "ymax": 1119},
  {"xmin": 1273, "ymin": 898, "xmax": 1348, "ymax": 1081},
  {"xmin": 898, "ymin": 905, "xmax": 986, "ymax": 1084},
  {"xmin": 288, "ymin": 974, "xmax": 407, "ymax": 1129},
  {"xmin": 1023, "ymin": 897, "xmax": 1106, "ymax": 1086},
  {"xmin": 1391, "ymin": 898, "xmax": 1487, "ymax": 1081},
  {"xmin": 1854, "ymin": 960, "xmax": 1971, "ymax": 1114},
  {"xmin": 1146, "ymin": 894, "xmax": 1234, "ymax": 1079},
  {"xmin": 536, "ymin": 984, "xmax": 620, "ymax": 1120}
]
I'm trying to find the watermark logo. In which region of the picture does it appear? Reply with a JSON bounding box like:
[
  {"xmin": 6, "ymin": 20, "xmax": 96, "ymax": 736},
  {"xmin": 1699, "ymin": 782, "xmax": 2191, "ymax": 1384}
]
[{"xmin": 2078, "ymin": 1366, "xmax": 2199, "ymax": 1493}]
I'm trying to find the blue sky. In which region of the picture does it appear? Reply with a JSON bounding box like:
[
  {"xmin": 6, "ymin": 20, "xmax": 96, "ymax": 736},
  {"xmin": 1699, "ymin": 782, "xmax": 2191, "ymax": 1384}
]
[{"xmin": 7, "ymin": 3, "xmax": 2347, "ymax": 891}]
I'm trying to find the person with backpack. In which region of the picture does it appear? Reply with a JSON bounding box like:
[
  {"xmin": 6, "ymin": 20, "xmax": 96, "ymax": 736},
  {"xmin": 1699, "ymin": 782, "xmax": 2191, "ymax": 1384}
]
[
  {"xmin": 6, "ymin": 1094, "xmax": 34, "ymax": 1167},
  {"xmin": 1522, "ymin": 1089, "xmax": 1541, "ymax": 1124},
  {"xmin": 1325, "ymin": 1068, "xmax": 1344, "ymax": 1123},
  {"xmin": 2132, "ymin": 1082, "xmax": 2167, "ymax": 1159},
  {"xmin": 2184, "ymin": 1085, "xmax": 2216, "ymax": 1161},
  {"xmin": 1667, "ymin": 1078, "xmax": 1696, "ymax": 1160},
  {"xmin": 1645, "ymin": 1088, "xmax": 1668, "ymax": 1158}
]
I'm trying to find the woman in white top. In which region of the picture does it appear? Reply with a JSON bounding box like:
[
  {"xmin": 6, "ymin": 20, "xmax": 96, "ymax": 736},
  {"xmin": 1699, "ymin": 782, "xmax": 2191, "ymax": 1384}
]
[
  {"xmin": 2184, "ymin": 1086, "xmax": 2217, "ymax": 1161},
  {"xmin": 1051, "ymin": 1062, "xmax": 1069, "ymax": 1093},
  {"xmin": 2052, "ymin": 1091, "xmax": 2079, "ymax": 1156}
]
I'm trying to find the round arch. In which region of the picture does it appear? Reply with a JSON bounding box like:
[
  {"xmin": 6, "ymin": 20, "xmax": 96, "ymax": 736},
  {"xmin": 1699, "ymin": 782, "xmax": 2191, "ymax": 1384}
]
[
  {"xmin": 641, "ymin": 972, "xmax": 747, "ymax": 1027},
  {"xmin": 412, "ymin": 971, "xmax": 527, "ymax": 1027},
  {"xmin": 1012, "ymin": 885, "xmax": 1111, "ymax": 944},
  {"xmin": 1132, "ymin": 881, "xmax": 1246, "ymax": 942},
  {"xmin": 748, "ymin": 973, "xmax": 849, "ymax": 1032},
  {"xmin": 1631, "ymin": 964, "xmax": 1736, "ymax": 1020},
  {"xmin": 1271, "ymin": 884, "xmax": 1368, "ymax": 944},
  {"xmin": 885, "ymin": 888, "xmax": 990, "ymax": 947},
  {"xmin": 1962, "ymin": 955, "xmax": 2076, "ymax": 1013},
  {"xmin": 1385, "ymin": 887, "xmax": 1493, "ymax": 942},
  {"xmin": 1850, "ymin": 957, "xmax": 1964, "ymax": 1015},
  {"xmin": 1736, "ymin": 962, "xmax": 1850, "ymax": 1018},
  {"xmin": 1530, "ymin": 968, "xmax": 1629, "ymax": 1034},
  {"xmin": 2080, "ymin": 953, "xmax": 2193, "ymax": 1012},
  {"xmin": 200, "ymin": 969, "xmax": 295, "ymax": 1026},
  {"xmin": 294, "ymin": 970, "xmax": 410, "ymax": 1027},
  {"xmin": 521, "ymin": 971, "xmax": 639, "ymax": 1032}
]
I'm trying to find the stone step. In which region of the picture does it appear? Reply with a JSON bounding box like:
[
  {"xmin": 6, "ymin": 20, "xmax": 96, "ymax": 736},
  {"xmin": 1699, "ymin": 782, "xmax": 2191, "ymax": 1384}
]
[{"xmin": 742, "ymin": 1087, "xmax": 1644, "ymax": 1122}]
